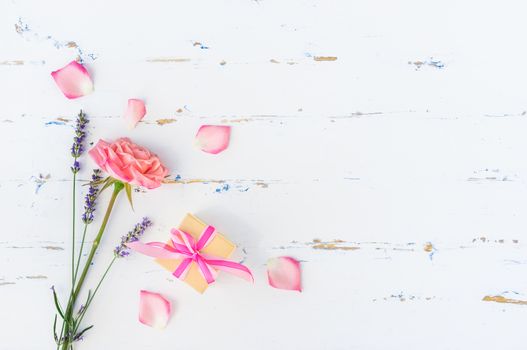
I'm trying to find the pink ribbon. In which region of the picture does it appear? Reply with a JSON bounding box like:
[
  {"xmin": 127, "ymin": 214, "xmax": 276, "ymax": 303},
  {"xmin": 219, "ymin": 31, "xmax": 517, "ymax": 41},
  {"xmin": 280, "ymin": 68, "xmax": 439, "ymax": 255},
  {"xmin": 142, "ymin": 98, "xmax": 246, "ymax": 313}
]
[{"xmin": 126, "ymin": 225, "xmax": 253, "ymax": 284}]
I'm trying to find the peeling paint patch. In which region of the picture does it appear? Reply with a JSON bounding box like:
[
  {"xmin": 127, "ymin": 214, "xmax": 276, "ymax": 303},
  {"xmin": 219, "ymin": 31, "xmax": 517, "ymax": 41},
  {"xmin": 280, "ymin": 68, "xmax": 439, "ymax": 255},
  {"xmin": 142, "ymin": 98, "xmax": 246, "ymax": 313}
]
[
  {"xmin": 56, "ymin": 117, "xmax": 70, "ymax": 123},
  {"xmin": 193, "ymin": 41, "xmax": 209, "ymax": 49},
  {"xmin": 31, "ymin": 173, "xmax": 51, "ymax": 194},
  {"xmin": 331, "ymin": 111, "xmax": 384, "ymax": 120},
  {"xmin": 14, "ymin": 18, "xmax": 30, "ymax": 35},
  {"xmin": 214, "ymin": 183, "xmax": 249, "ymax": 193},
  {"xmin": 25, "ymin": 275, "xmax": 48, "ymax": 279},
  {"xmin": 0, "ymin": 60, "xmax": 24, "ymax": 65},
  {"xmin": 0, "ymin": 282, "xmax": 15, "ymax": 286},
  {"xmin": 221, "ymin": 118, "xmax": 252, "ymax": 123},
  {"xmin": 14, "ymin": 18, "xmax": 97, "ymax": 63},
  {"xmin": 409, "ymin": 58, "xmax": 445, "ymax": 70},
  {"xmin": 311, "ymin": 239, "xmax": 360, "ymax": 251},
  {"xmin": 269, "ymin": 59, "xmax": 298, "ymax": 65},
  {"xmin": 147, "ymin": 57, "xmax": 191, "ymax": 63},
  {"xmin": 156, "ymin": 118, "xmax": 177, "ymax": 126},
  {"xmin": 164, "ymin": 178, "xmax": 226, "ymax": 185},
  {"xmin": 482, "ymin": 295, "xmax": 527, "ymax": 305},
  {"xmin": 484, "ymin": 111, "xmax": 527, "ymax": 118},
  {"xmin": 164, "ymin": 178, "xmax": 272, "ymax": 189},
  {"xmin": 215, "ymin": 184, "xmax": 231, "ymax": 193},
  {"xmin": 45, "ymin": 121, "xmax": 66, "ymax": 126},
  {"xmin": 470, "ymin": 237, "xmax": 519, "ymax": 244},
  {"xmin": 424, "ymin": 242, "xmax": 437, "ymax": 260},
  {"xmin": 42, "ymin": 245, "xmax": 63, "ymax": 251},
  {"xmin": 467, "ymin": 168, "xmax": 512, "ymax": 182},
  {"xmin": 373, "ymin": 293, "xmax": 436, "ymax": 302},
  {"xmin": 313, "ymin": 56, "xmax": 338, "ymax": 62}
]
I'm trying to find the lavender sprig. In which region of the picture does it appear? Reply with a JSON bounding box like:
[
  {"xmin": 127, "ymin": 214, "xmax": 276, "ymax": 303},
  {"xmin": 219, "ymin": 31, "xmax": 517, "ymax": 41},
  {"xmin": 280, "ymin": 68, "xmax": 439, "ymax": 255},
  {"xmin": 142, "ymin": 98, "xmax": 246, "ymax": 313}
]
[
  {"xmin": 114, "ymin": 217, "xmax": 152, "ymax": 257},
  {"xmin": 70, "ymin": 110, "xmax": 88, "ymax": 174},
  {"xmin": 82, "ymin": 169, "xmax": 102, "ymax": 224}
]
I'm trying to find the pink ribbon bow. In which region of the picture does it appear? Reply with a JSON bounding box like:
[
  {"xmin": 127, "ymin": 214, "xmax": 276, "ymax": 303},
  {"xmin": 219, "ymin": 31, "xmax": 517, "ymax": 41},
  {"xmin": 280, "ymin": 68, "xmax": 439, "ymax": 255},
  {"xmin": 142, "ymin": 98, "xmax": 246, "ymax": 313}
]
[{"xmin": 126, "ymin": 225, "xmax": 253, "ymax": 284}]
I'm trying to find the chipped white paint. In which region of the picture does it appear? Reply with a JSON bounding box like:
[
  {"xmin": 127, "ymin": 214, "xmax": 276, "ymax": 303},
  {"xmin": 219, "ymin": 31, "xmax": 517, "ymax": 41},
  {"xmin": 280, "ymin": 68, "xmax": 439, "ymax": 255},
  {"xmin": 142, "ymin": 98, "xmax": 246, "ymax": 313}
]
[{"xmin": 1, "ymin": 0, "xmax": 527, "ymax": 349}]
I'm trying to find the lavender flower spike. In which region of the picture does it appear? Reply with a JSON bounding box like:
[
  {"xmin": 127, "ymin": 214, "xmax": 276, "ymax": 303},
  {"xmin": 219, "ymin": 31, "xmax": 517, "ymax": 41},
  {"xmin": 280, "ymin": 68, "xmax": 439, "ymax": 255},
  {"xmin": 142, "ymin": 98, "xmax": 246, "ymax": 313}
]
[
  {"xmin": 114, "ymin": 217, "xmax": 152, "ymax": 258},
  {"xmin": 70, "ymin": 110, "xmax": 89, "ymax": 174},
  {"xmin": 82, "ymin": 169, "xmax": 102, "ymax": 224}
]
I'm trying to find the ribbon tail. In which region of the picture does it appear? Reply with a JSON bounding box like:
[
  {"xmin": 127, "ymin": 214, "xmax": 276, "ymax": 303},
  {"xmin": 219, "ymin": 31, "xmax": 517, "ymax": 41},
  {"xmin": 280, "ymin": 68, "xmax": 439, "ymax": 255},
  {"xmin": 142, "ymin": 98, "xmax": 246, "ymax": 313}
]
[
  {"xmin": 206, "ymin": 259, "xmax": 254, "ymax": 283},
  {"xmin": 196, "ymin": 256, "xmax": 216, "ymax": 284},
  {"xmin": 126, "ymin": 241, "xmax": 185, "ymax": 260}
]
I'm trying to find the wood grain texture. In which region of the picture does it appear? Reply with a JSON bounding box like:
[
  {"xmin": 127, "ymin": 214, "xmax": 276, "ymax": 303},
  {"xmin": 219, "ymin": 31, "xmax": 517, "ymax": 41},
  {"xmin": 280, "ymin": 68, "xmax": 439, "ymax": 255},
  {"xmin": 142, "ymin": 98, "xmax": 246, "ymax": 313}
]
[{"xmin": 2, "ymin": 0, "xmax": 527, "ymax": 349}]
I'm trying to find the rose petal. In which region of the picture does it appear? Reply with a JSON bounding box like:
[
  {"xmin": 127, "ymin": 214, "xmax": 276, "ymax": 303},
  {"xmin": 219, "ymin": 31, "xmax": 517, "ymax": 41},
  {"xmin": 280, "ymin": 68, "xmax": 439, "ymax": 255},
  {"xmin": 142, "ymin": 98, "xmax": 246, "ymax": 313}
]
[
  {"xmin": 267, "ymin": 257, "xmax": 302, "ymax": 292},
  {"xmin": 195, "ymin": 125, "xmax": 231, "ymax": 154},
  {"xmin": 124, "ymin": 99, "xmax": 146, "ymax": 129},
  {"xmin": 139, "ymin": 290, "xmax": 171, "ymax": 329},
  {"xmin": 51, "ymin": 61, "xmax": 93, "ymax": 99}
]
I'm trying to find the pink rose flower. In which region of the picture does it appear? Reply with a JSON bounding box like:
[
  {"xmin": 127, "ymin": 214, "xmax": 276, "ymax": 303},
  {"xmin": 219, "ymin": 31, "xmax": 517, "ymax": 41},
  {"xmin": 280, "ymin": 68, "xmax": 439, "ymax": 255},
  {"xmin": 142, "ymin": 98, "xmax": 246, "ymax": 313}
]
[{"xmin": 89, "ymin": 138, "xmax": 169, "ymax": 189}]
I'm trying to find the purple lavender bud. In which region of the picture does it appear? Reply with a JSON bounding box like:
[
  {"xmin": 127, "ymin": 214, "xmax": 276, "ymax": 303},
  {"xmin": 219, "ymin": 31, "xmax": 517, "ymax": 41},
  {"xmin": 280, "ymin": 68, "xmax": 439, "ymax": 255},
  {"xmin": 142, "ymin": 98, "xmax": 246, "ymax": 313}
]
[
  {"xmin": 71, "ymin": 160, "xmax": 80, "ymax": 174},
  {"xmin": 70, "ymin": 110, "xmax": 89, "ymax": 173},
  {"xmin": 82, "ymin": 169, "xmax": 102, "ymax": 224},
  {"xmin": 114, "ymin": 217, "xmax": 152, "ymax": 258}
]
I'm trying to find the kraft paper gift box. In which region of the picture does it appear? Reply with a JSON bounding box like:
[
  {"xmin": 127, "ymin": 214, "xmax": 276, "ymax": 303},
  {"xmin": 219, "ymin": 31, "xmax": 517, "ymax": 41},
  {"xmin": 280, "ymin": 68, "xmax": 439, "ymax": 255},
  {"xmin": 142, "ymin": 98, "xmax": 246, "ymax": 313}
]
[{"xmin": 155, "ymin": 213, "xmax": 236, "ymax": 293}]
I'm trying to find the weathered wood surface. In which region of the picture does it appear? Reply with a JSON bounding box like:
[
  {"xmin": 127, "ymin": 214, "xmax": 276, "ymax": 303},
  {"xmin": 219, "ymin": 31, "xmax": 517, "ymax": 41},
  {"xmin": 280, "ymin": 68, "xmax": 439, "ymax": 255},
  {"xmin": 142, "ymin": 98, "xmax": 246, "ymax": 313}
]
[{"xmin": 2, "ymin": 1, "xmax": 527, "ymax": 349}]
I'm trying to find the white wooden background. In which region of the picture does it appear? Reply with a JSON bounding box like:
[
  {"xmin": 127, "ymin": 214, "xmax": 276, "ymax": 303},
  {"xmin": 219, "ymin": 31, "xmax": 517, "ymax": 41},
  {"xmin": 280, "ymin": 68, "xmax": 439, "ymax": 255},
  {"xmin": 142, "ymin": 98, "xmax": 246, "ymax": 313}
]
[{"xmin": 2, "ymin": 0, "xmax": 527, "ymax": 349}]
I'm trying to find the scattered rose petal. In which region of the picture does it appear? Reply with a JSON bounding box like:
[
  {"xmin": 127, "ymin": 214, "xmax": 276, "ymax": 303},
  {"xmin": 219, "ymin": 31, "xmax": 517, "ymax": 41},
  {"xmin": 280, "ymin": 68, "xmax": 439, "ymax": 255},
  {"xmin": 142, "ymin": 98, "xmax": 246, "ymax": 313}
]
[
  {"xmin": 124, "ymin": 99, "xmax": 146, "ymax": 129},
  {"xmin": 195, "ymin": 125, "xmax": 231, "ymax": 154},
  {"xmin": 51, "ymin": 61, "xmax": 93, "ymax": 99},
  {"xmin": 267, "ymin": 256, "xmax": 302, "ymax": 292},
  {"xmin": 139, "ymin": 290, "xmax": 171, "ymax": 329}
]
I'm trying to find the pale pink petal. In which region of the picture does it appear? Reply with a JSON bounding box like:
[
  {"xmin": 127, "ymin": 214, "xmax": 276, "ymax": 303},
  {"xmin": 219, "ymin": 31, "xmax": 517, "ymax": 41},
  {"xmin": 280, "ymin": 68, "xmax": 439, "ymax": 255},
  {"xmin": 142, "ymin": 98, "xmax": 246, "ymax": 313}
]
[
  {"xmin": 267, "ymin": 257, "xmax": 302, "ymax": 292},
  {"xmin": 139, "ymin": 290, "xmax": 171, "ymax": 329},
  {"xmin": 51, "ymin": 61, "xmax": 93, "ymax": 99},
  {"xmin": 124, "ymin": 99, "xmax": 146, "ymax": 129},
  {"xmin": 195, "ymin": 125, "xmax": 231, "ymax": 154}
]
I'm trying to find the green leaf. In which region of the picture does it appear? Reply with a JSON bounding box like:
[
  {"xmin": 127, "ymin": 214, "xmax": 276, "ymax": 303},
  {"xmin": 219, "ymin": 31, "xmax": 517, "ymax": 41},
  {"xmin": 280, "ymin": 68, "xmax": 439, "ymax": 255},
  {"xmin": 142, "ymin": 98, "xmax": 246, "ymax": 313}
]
[
  {"xmin": 99, "ymin": 177, "xmax": 116, "ymax": 194},
  {"xmin": 53, "ymin": 314, "xmax": 58, "ymax": 343},
  {"xmin": 52, "ymin": 287, "xmax": 65, "ymax": 319},
  {"xmin": 74, "ymin": 325, "xmax": 94, "ymax": 341},
  {"xmin": 124, "ymin": 183, "xmax": 134, "ymax": 210}
]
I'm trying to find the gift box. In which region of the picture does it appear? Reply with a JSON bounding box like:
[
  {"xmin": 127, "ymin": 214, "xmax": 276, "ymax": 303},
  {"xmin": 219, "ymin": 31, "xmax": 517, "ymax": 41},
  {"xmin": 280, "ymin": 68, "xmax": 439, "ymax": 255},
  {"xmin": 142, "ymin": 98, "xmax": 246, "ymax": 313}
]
[{"xmin": 155, "ymin": 213, "xmax": 236, "ymax": 293}]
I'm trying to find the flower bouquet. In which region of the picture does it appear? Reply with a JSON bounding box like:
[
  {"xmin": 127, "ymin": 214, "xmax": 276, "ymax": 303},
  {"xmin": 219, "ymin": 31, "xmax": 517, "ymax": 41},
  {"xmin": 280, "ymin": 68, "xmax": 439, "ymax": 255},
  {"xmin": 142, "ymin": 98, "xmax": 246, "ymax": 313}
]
[{"xmin": 52, "ymin": 111, "xmax": 168, "ymax": 350}]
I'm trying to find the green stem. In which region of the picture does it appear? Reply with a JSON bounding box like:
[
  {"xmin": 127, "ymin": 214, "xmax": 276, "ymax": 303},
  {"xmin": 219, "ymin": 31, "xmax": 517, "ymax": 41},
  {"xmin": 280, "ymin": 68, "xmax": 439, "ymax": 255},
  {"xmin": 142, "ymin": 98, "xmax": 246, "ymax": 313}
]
[
  {"xmin": 73, "ymin": 224, "xmax": 88, "ymax": 283},
  {"xmin": 60, "ymin": 181, "xmax": 123, "ymax": 350},
  {"xmin": 73, "ymin": 256, "xmax": 117, "ymax": 335},
  {"xmin": 56, "ymin": 170, "xmax": 77, "ymax": 349},
  {"xmin": 73, "ymin": 181, "xmax": 123, "ymax": 300},
  {"xmin": 72, "ymin": 171, "xmax": 76, "ymax": 286}
]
